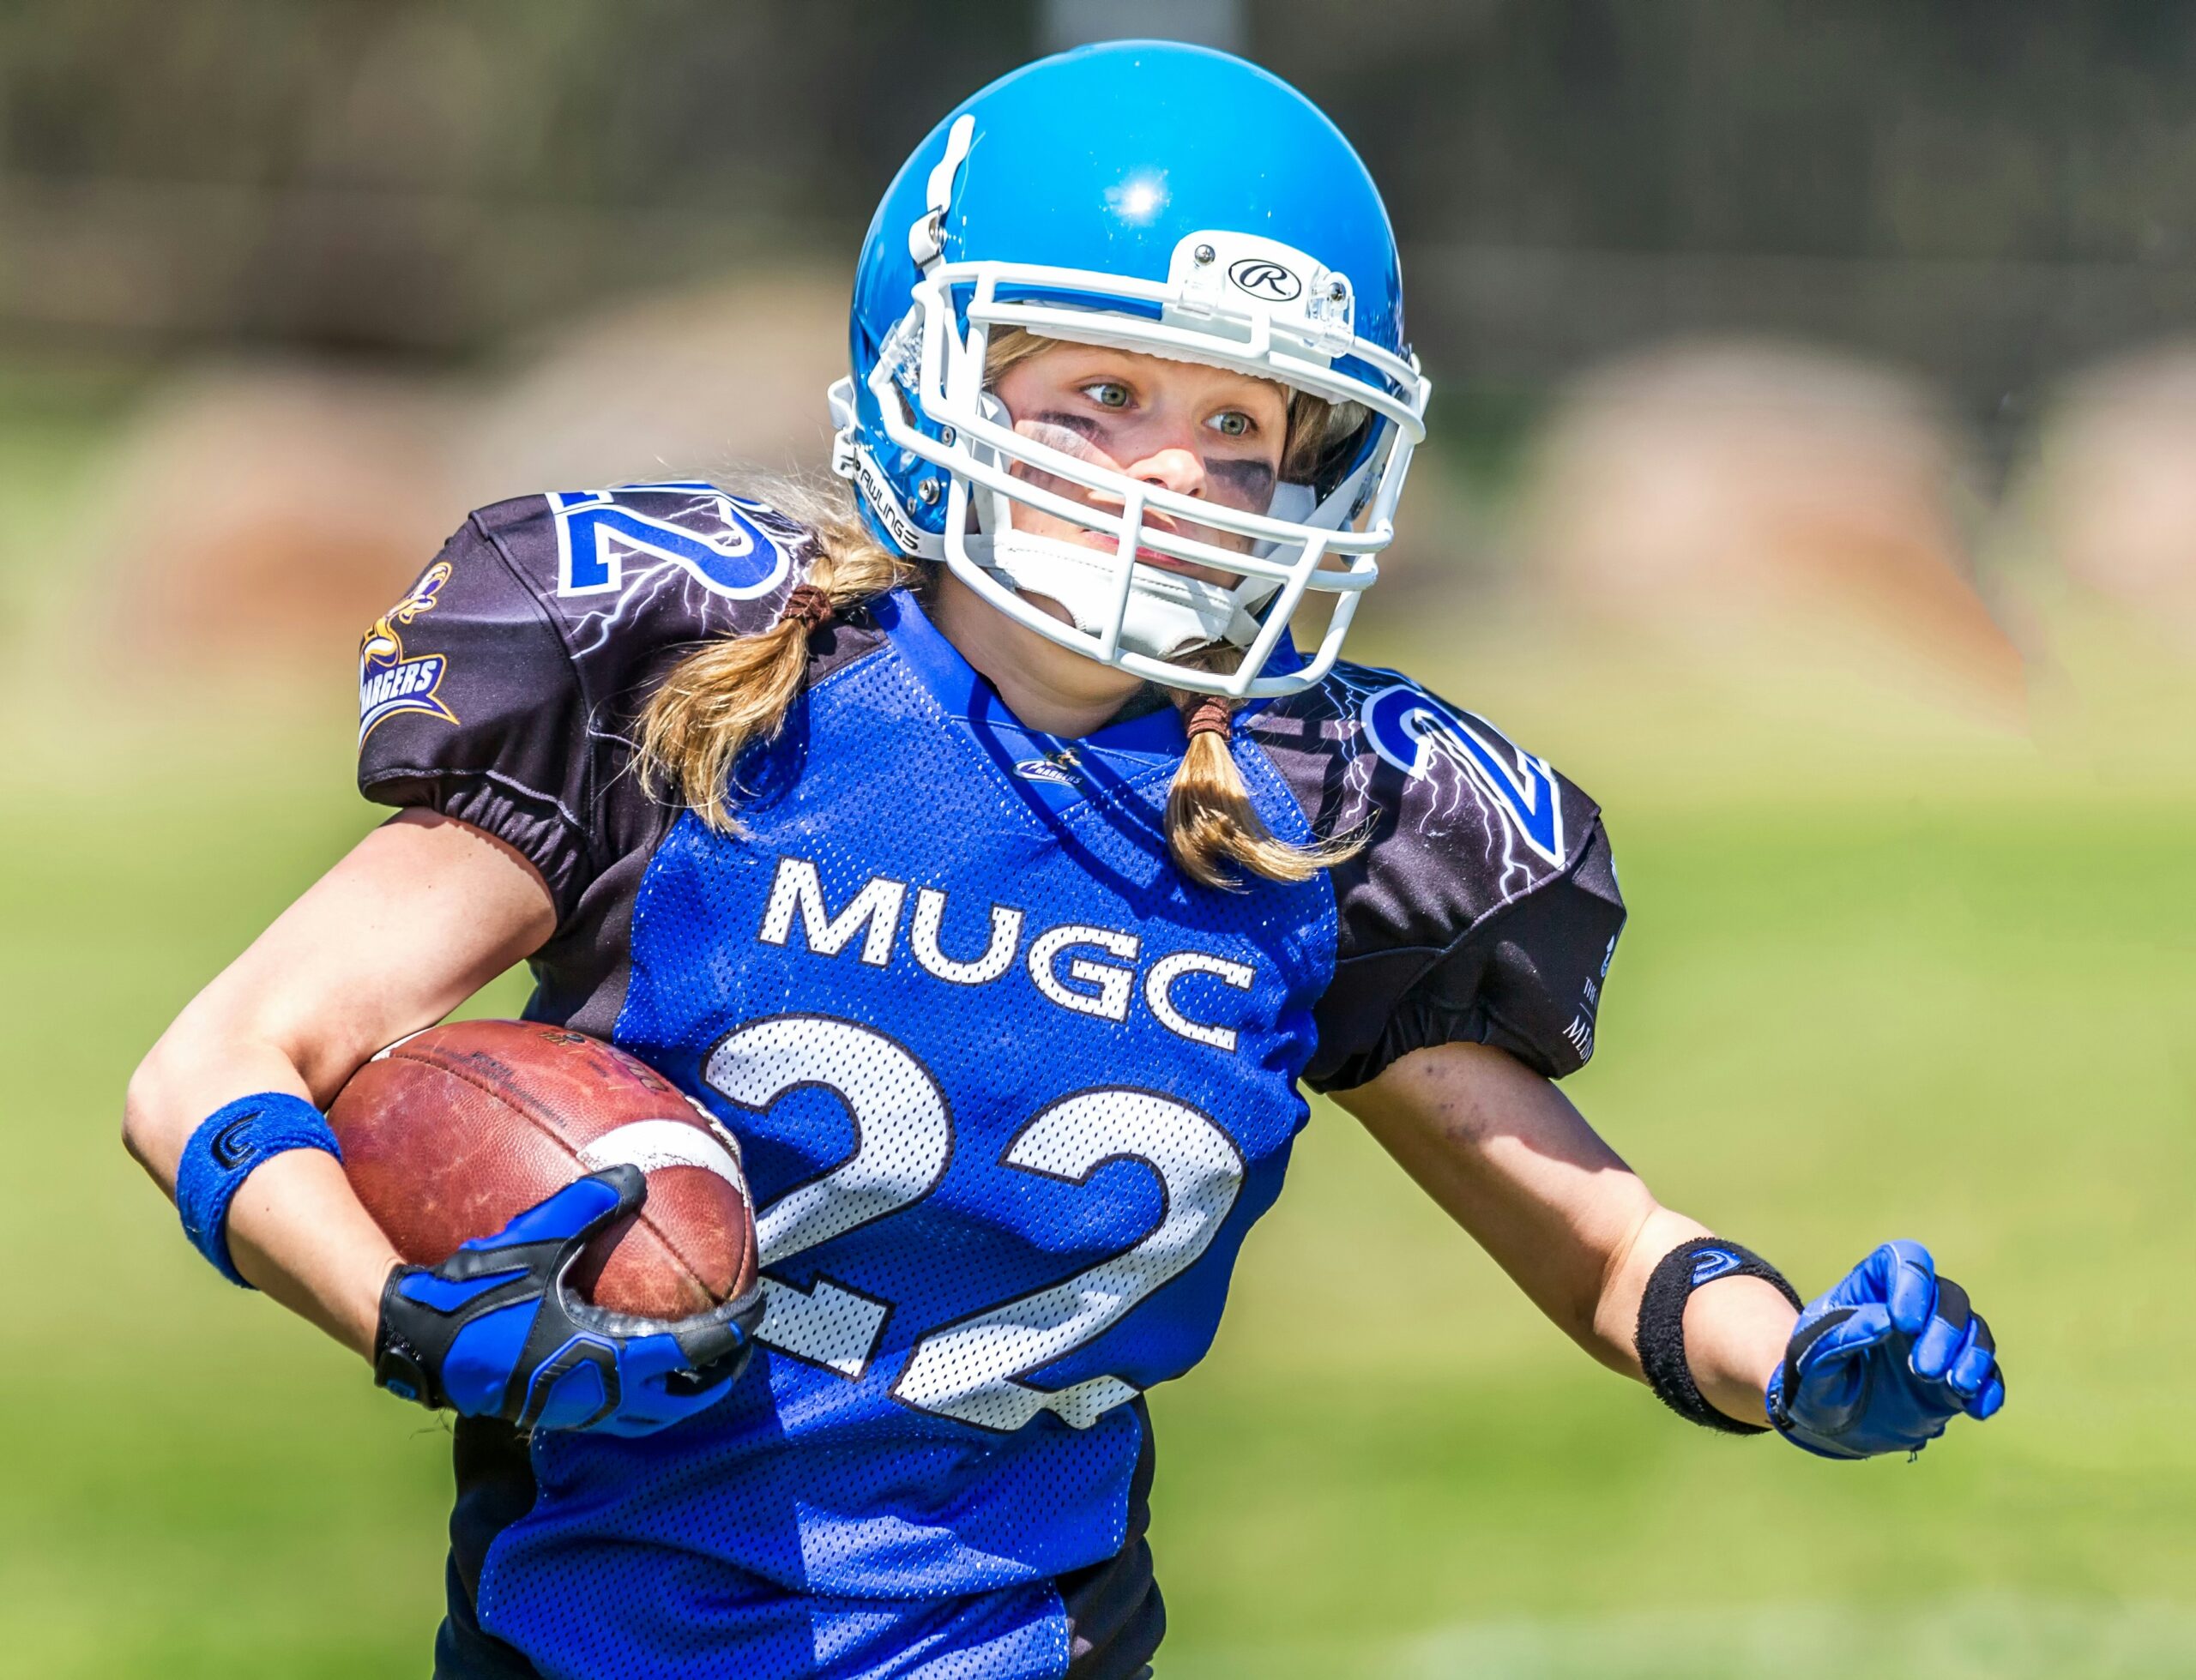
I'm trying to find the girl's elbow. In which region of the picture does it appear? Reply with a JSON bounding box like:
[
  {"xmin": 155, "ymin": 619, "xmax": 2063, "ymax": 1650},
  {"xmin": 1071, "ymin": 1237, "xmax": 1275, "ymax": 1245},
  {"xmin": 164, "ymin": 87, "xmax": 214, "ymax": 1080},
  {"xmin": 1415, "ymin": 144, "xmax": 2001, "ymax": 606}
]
[{"xmin": 122, "ymin": 1037, "xmax": 192, "ymax": 1180}]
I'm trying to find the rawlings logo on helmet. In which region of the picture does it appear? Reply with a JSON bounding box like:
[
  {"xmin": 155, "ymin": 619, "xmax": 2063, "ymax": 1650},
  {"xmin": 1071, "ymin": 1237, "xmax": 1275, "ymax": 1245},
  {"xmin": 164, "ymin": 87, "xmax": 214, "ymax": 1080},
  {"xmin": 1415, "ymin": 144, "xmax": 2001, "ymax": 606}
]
[{"xmin": 1227, "ymin": 258, "xmax": 1302, "ymax": 301}]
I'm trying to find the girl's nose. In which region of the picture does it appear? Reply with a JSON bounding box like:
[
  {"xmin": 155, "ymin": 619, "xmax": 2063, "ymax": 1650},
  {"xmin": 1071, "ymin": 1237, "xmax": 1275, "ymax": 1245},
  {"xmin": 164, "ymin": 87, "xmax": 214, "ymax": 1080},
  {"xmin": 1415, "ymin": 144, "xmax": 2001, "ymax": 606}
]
[{"xmin": 1126, "ymin": 444, "xmax": 1206, "ymax": 499}]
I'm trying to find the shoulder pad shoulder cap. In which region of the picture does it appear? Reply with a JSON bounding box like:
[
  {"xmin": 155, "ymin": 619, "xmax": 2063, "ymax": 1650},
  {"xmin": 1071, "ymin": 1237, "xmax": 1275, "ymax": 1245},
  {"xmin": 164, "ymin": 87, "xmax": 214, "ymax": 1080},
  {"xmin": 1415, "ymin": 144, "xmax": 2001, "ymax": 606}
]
[
  {"xmin": 355, "ymin": 485, "xmax": 817, "ymax": 921},
  {"xmin": 1248, "ymin": 665, "xmax": 1626, "ymax": 1091},
  {"xmin": 1247, "ymin": 663, "xmax": 1596, "ymax": 894},
  {"xmin": 473, "ymin": 481, "xmax": 813, "ymax": 641}
]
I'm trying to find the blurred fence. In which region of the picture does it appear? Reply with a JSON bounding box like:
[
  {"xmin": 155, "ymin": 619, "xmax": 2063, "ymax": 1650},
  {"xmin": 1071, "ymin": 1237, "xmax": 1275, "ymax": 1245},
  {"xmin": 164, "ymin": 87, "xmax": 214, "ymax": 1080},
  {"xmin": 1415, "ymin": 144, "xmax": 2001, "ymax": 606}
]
[
  {"xmin": 8, "ymin": 1, "xmax": 2196, "ymax": 418},
  {"xmin": 3, "ymin": 16, "xmax": 2193, "ymax": 1673},
  {"xmin": 6, "ymin": 0, "xmax": 2195, "ymax": 715}
]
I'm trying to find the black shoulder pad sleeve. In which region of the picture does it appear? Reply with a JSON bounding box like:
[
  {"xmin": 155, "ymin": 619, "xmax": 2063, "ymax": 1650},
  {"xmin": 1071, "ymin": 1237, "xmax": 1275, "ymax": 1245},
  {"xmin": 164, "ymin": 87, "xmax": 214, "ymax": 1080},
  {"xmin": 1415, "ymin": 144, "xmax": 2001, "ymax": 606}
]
[
  {"xmin": 356, "ymin": 514, "xmax": 599, "ymax": 914},
  {"xmin": 1331, "ymin": 817, "xmax": 1626, "ymax": 1087},
  {"xmin": 355, "ymin": 485, "xmax": 812, "ymax": 923},
  {"xmin": 1242, "ymin": 667, "xmax": 1627, "ymax": 1092}
]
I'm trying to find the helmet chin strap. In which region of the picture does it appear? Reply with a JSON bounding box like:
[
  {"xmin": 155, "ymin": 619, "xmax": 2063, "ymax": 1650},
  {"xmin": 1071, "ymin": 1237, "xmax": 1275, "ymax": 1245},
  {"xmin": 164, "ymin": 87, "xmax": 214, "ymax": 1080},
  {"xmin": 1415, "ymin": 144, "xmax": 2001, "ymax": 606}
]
[{"xmin": 960, "ymin": 532, "xmax": 1280, "ymax": 663}]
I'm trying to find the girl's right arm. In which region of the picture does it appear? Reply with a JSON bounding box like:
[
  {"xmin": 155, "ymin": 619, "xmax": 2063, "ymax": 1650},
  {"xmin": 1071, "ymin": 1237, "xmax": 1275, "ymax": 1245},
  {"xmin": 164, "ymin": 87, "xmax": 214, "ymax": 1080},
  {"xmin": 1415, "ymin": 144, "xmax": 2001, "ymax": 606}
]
[{"xmin": 123, "ymin": 809, "xmax": 558, "ymax": 1358}]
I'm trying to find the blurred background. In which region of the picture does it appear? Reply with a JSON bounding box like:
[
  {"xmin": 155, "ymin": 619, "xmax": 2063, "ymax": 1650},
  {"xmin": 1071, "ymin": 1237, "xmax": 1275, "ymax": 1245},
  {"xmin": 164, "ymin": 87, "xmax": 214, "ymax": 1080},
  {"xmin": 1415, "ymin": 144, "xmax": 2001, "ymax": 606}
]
[{"xmin": 3, "ymin": 3, "xmax": 2192, "ymax": 1676}]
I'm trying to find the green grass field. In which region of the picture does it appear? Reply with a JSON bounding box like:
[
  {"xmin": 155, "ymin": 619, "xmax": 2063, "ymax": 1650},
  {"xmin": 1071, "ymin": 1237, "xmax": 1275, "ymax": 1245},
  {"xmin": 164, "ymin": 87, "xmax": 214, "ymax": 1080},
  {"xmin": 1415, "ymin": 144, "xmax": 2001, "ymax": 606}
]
[{"xmin": 3, "ymin": 388, "xmax": 2192, "ymax": 1677}]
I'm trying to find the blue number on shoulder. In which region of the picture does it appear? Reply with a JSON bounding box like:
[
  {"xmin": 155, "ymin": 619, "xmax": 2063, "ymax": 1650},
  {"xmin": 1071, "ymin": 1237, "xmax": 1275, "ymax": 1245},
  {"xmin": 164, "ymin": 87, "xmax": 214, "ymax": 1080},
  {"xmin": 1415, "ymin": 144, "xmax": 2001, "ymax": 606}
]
[
  {"xmin": 1359, "ymin": 682, "xmax": 1567, "ymax": 867},
  {"xmin": 550, "ymin": 482, "xmax": 793, "ymax": 599}
]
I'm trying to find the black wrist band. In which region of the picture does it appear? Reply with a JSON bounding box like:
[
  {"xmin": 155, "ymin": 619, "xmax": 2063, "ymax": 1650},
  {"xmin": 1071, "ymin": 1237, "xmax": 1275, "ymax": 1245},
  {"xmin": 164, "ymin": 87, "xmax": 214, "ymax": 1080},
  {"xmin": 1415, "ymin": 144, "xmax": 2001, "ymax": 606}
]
[{"xmin": 1635, "ymin": 1237, "xmax": 1803, "ymax": 1436}]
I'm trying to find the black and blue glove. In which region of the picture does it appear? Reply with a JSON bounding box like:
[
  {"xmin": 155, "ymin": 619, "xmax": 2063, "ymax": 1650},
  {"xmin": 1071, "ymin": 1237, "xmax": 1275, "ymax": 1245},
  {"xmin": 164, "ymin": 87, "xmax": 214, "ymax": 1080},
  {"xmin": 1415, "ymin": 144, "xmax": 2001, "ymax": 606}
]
[
  {"xmin": 1768, "ymin": 1238, "xmax": 2005, "ymax": 1460},
  {"xmin": 373, "ymin": 1165, "xmax": 763, "ymax": 1436}
]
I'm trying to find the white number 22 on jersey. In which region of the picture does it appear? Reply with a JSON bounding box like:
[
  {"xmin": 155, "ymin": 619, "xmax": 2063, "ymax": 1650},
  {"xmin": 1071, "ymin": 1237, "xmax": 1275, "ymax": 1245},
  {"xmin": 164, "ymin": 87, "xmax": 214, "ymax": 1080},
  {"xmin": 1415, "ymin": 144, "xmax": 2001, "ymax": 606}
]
[{"xmin": 703, "ymin": 1013, "xmax": 1243, "ymax": 1432}]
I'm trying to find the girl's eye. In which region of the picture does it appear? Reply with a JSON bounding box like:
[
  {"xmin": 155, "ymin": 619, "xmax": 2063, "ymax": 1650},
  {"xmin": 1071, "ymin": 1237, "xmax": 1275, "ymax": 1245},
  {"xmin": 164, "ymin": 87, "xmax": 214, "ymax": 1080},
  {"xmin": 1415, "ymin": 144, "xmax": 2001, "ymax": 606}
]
[
  {"xmin": 1210, "ymin": 410, "xmax": 1252, "ymax": 438},
  {"xmin": 1082, "ymin": 381, "xmax": 1131, "ymax": 410}
]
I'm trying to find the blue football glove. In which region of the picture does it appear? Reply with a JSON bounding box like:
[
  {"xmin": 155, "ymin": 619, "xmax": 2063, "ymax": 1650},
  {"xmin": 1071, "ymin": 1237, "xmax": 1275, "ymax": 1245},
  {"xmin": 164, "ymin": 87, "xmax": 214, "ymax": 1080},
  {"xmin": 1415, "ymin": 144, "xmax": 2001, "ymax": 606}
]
[
  {"xmin": 1766, "ymin": 1239, "xmax": 2006, "ymax": 1460},
  {"xmin": 373, "ymin": 1165, "xmax": 763, "ymax": 1436}
]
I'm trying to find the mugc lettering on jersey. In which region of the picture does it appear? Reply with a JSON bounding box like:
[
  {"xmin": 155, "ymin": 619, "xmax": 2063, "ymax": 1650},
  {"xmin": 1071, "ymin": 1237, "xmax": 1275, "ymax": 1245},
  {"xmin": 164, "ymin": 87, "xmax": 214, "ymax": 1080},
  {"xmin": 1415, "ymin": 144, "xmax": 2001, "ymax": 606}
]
[
  {"xmin": 717, "ymin": 854, "xmax": 1259, "ymax": 1432},
  {"xmin": 756, "ymin": 855, "xmax": 1257, "ymax": 1052}
]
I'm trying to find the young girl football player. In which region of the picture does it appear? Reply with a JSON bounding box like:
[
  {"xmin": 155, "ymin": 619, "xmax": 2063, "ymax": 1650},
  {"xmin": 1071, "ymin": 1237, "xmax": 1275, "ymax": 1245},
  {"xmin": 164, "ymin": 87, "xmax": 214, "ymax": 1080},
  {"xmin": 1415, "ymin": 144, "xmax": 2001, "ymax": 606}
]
[{"xmin": 124, "ymin": 41, "xmax": 2004, "ymax": 1680}]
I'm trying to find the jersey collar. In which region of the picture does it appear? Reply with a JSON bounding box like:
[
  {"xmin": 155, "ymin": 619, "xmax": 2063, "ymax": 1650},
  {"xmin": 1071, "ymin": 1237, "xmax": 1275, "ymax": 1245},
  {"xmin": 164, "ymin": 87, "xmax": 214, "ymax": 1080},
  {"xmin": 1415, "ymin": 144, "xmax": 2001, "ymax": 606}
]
[{"xmin": 872, "ymin": 587, "xmax": 1297, "ymax": 756}]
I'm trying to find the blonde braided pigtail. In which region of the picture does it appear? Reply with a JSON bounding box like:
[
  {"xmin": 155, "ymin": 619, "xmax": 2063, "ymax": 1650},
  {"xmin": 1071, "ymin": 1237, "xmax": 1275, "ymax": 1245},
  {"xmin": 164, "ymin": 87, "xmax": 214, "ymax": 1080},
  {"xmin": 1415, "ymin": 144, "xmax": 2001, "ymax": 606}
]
[
  {"xmin": 636, "ymin": 487, "xmax": 914, "ymax": 832},
  {"xmin": 1163, "ymin": 693, "xmax": 1360, "ymax": 889}
]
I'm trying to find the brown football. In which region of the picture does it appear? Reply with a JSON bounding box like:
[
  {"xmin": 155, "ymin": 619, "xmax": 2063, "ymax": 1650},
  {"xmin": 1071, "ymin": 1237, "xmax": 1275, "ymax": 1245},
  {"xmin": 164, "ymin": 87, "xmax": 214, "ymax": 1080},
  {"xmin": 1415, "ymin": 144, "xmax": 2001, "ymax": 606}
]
[{"xmin": 329, "ymin": 1020, "xmax": 757, "ymax": 1321}]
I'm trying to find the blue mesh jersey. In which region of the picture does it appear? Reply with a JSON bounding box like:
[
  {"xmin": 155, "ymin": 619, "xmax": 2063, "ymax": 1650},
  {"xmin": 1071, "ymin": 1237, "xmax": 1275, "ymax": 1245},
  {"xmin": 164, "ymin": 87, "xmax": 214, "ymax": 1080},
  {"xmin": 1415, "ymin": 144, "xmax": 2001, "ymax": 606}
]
[{"xmin": 357, "ymin": 485, "xmax": 1626, "ymax": 1680}]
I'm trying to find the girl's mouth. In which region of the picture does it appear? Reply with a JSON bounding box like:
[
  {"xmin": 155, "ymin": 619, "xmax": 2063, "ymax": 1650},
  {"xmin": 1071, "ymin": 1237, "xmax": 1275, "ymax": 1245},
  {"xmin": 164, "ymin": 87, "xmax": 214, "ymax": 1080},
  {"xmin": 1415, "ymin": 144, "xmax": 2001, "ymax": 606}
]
[{"xmin": 1045, "ymin": 508, "xmax": 1234, "ymax": 584}]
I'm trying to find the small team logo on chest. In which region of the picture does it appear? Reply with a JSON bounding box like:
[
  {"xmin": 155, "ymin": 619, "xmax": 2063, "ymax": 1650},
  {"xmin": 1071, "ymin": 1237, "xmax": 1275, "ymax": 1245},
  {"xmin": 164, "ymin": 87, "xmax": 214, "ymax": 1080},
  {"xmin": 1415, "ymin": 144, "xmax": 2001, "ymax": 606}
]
[{"xmin": 1013, "ymin": 748, "xmax": 1083, "ymax": 786}]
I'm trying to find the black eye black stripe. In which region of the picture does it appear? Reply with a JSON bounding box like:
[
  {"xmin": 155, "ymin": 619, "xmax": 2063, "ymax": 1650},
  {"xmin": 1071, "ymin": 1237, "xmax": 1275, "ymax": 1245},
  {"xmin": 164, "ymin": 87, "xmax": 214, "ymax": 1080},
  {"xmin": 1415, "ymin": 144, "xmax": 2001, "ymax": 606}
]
[
  {"xmin": 1025, "ymin": 410, "xmax": 1279, "ymax": 509},
  {"xmin": 1207, "ymin": 458, "xmax": 1276, "ymax": 500}
]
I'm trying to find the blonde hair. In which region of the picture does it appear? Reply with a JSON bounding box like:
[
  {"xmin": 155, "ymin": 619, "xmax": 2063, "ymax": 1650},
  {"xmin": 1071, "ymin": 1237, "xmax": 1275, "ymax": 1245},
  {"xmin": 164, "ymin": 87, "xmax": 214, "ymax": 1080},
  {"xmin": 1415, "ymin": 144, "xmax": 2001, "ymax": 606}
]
[
  {"xmin": 1161, "ymin": 659, "xmax": 1364, "ymax": 888},
  {"xmin": 634, "ymin": 479, "xmax": 915, "ymax": 832},
  {"xmin": 634, "ymin": 334, "xmax": 1363, "ymax": 888}
]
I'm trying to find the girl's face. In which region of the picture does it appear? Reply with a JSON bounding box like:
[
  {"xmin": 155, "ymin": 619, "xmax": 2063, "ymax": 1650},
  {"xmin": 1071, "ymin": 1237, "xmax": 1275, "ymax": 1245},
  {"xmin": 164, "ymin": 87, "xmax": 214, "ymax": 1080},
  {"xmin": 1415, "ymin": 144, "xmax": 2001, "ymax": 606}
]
[{"xmin": 989, "ymin": 343, "xmax": 1290, "ymax": 586}]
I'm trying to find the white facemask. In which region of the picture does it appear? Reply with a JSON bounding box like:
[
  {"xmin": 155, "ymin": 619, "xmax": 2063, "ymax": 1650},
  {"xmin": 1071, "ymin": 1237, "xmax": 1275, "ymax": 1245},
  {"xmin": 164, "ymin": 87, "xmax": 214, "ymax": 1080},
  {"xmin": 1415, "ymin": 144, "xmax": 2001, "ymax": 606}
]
[
  {"xmin": 960, "ymin": 530, "xmax": 1282, "ymax": 662},
  {"xmin": 832, "ymin": 226, "xmax": 1429, "ymax": 699}
]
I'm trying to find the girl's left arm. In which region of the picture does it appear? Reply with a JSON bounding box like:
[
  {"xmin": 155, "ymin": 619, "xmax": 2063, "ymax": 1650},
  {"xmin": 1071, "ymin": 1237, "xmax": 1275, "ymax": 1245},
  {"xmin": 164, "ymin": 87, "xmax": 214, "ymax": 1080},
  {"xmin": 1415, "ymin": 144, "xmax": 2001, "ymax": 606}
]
[{"xmin": 1331, "ymin": 1039, "xmax": 1795, "ymax": 1428}]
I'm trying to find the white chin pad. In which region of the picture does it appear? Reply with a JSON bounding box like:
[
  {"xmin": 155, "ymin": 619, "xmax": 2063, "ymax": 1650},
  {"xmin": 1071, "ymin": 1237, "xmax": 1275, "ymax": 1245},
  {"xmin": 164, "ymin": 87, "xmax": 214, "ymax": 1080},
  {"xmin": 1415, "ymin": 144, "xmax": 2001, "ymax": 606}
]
[{"xmin": 963, "ymin": 533, "xmax": 1281, "ymax": 661}]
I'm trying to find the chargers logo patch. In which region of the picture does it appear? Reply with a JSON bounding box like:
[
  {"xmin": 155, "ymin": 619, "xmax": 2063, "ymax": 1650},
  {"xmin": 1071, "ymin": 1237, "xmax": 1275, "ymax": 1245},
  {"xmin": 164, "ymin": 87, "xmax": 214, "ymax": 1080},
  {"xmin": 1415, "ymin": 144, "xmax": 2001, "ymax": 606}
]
[
  {"xmin": 1359, "ymin": 683, "xmax": 1567, "ymax": 867},
  {"xmin": 550, "ymin": 481, "xmax": 793, "ymax": 599},
  {"xmin": 359, "ymin": 563, "xmax": 457, "ymax": 744},
  {"xmin": 1014, "ymin": 748, "xmax": 1083, "ymax": 786}
]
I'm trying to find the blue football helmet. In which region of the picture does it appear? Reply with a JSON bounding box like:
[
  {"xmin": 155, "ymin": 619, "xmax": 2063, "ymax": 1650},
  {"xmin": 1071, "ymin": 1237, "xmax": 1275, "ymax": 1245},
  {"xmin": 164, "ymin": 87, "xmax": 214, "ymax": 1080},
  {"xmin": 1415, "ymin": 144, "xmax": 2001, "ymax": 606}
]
[{"xmin": 828, "ymin": 39, "xmax": 1430, "ymax": 699}]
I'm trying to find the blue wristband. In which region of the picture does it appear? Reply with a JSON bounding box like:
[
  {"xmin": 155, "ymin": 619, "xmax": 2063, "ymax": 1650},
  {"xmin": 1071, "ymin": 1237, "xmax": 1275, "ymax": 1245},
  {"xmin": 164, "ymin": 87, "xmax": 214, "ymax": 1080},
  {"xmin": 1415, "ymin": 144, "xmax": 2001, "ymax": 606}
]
[{"xmin": 175, "ymin": 1093, "xmax": 343, "ymax": 1286}]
